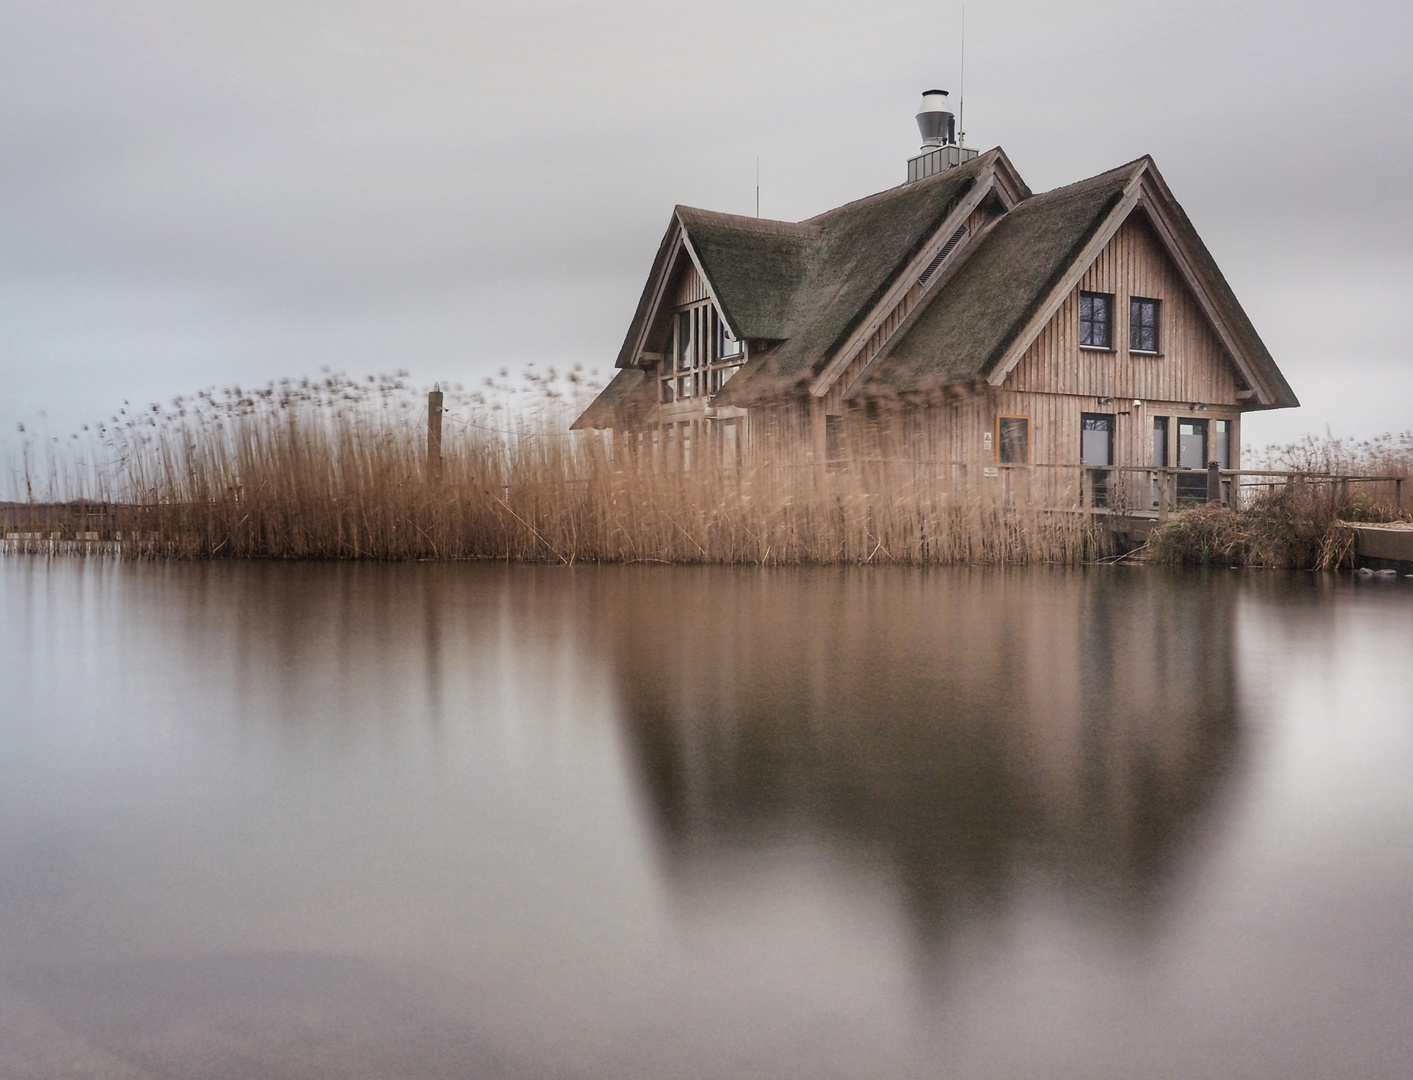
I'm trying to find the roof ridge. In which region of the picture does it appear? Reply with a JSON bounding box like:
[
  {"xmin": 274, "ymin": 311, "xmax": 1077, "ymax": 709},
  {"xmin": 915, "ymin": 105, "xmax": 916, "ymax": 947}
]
[
  {"xmin": 801, "ymin": 148, "xmax": 1001, "ymax": 226},
  {"xmin": 1021, "ymin": 156, "xmax": 1148, "ymax": 204},
  {"xmin": 675, "ymin": 206, "xmax": 820, "ymax": 238}
]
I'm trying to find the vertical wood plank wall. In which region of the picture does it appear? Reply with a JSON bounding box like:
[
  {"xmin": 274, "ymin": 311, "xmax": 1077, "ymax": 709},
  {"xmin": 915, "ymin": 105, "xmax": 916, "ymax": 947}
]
[
  {"xmin": 1007, "ymin": 214, "xmax": 1239, "ymax": 403},
  {"xmin": 992, "ymin": 211, "xmax": 1242, "ymax": 472},
  {"xmin": 673, "ymin": 261, "xmax": 709, "ymax": 307}
]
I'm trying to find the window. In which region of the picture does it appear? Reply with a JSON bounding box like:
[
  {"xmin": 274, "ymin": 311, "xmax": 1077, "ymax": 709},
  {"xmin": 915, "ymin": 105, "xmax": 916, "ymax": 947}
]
[
  {"xmin": 659, "ymin": 300, "xmax": 744, "ymax": 406},
  {"xmin": 825, "ymin": 414, "xmax": 844, "ymax": 470},
  {"xmin": 1152, "ymin": 416, "xmax": 1170, "ymax": 508},
  {"xmin": 1079, "ymin": 292, "xmax": 1113, "ymax": 349},
  {"xmin": 677, "ymin": 311, "xmax": 692, "ymax": 371},
  {"xmin": 1080, "ymin": 413, "xmax": 1114, "ymax": 466},
  {"xmin": 1081, "ymin": 413, "xmax": 1114, "ymax": 507},
  {"xmin": 1130, "ymin": 297, "xmax": 1160, "ymax": 353},
  {"xmin": 1178, "ymin": 419, "xmax": 1207, "ymax": 469},
  {"xmin": 658, "ymin": 323, "xmax": 677, "ymax": 402},
  {"xmin": 1152, "ymin": 416, "xmax": 1169, "ymax": 467},
  {"xmin": 717, "ymin": 318, "xmax": 743, "ymax": 359},
  {"xmin": 1214, "ymin": 419, "xmax": 1231, "ymax": 470},
  {"xmin": 997, "ymin": 416, "xmax": 1029, "ymax": 464}
]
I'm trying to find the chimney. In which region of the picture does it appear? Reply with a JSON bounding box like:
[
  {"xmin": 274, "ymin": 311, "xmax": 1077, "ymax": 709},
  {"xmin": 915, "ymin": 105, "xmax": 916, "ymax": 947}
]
[
  {"xmin": 916, "ymin": 89, "xmax": 956, "ymax": 151},
  {"xmin": 907, "ymin": 88, "xmax": 978, "ymax": 183}
]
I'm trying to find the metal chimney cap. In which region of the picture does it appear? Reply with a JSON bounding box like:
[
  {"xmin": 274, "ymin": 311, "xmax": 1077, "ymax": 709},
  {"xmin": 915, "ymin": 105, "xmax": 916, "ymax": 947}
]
[{"xmin": 916, "ymin": 89, "xmax": 956, "ymax": 149}]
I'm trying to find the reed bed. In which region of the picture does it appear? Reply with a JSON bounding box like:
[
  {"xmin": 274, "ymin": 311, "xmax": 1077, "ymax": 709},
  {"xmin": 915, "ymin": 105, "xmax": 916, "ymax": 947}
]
[
  {"xmin": 4, "ymin": 373, "xmax": 1099, "ymax": 565},
  {"xmin": 1145, "ymin": 486, "xmax": 1404, "ymax": 570},
  {"xmin": 1145, "ymin": 430, "xmax": 1412, "ymax": 569}
]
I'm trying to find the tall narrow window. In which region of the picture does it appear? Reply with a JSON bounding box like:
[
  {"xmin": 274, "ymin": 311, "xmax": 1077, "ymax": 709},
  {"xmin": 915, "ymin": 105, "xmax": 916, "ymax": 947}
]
[
  {"xmin": 677, "ymin": 311, "xmax": 692, "ymax": 371},
  {"xmin": 1130, "ymin": 297, "xmax": 1160, "ymax": 353},
  {"xmin": 1214, "ymin": 419, "xmax": 1231, "ymax": 470},
  {"xmin": 998, "ymin": 416, "xmax": 1029, "ymax": 464},
  {"xmin": 1152, "ymin": 416, "xmax": 1169, "ymax": 467},
  {"xmin": 824, "ymin": 414, "xmax": 844, "ymax": 470},
  {"xmin": 1079, "ymin": 292, "xmax": 1113, "ymax": 349},
  {"xmin": 659, "ymin": 324, "xmax": 676, "ymax": 403}
]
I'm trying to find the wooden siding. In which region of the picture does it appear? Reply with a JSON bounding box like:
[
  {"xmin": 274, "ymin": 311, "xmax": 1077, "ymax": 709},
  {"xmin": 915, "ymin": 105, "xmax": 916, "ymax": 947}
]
[
  {"xmin": 1005, "ymin": 213, "xmax": 1240, "ymax": 404},
  {"xmin": 673, "ymin": 260, "xmax": 709, "ymax": 307}
]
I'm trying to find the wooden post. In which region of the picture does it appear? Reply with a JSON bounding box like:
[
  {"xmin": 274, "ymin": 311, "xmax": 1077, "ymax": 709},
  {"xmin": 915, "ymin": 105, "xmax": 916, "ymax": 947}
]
[
  {"xmin": 427, "ymin": 384, "xmax": 443, "ymax": 484},
  {"xmin": 1207, "ymin": 461, "xmax": 1222, "ymax": 504},
  {"xmin": 1397, "ymin": 478, "xmax": 1405, "ymax": 512},
  {"xmin": 1158, "ymin": 469, "xmax": 1170, "ymax": 521}
]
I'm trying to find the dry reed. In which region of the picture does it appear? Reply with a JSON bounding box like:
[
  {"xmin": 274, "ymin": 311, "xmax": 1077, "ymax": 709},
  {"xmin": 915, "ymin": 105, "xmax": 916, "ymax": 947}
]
[{"xmin": 5, "ymin": 372, "xmax": 1100, "ymax": 565}]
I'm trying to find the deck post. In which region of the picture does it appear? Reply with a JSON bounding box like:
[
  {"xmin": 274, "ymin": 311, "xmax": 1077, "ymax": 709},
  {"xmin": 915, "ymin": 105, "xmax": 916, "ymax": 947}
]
[
  {"xmin": 1207, "ymin": 461, "xmax": 1222, "ymax": 505},
  {"xmin": 1398, "ymin": 478, "xmax": 1405, "ymax": 512},
  {"xmin": 1158, "ymin": 469, "xmax": 1170, "ymax": 521},
  {"xmin": 427, "ymin": 385, "xmax": 443, "ymax": 484}
]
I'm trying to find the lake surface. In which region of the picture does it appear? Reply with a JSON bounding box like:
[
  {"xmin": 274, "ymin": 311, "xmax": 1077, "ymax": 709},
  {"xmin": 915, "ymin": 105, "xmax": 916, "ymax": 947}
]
[{"xmin": 1, "ymin": 559, "xmax": 1410, "ymax": 1079}]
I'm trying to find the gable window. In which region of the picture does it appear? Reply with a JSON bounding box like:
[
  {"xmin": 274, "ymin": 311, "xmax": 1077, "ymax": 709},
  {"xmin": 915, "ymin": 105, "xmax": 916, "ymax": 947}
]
[
  {"xmin": 658, "ymin": 300, "xmax": 747, "ymax": 404},
  {"xmin": 1130, "ymin": 297, "xmax": 1160, "ymax": 353},
  {"xmin": 1079, "ymin": 291, "xmax": 1113, "ymax": 349},
  {"xmin": 997, "ymin": 416, "xmax": 1030, "ymax": 464}
]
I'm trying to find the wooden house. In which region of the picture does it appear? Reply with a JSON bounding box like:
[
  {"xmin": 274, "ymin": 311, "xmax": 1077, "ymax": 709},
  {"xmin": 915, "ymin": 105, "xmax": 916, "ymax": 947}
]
[{"xmin": 573, "ymin": 97, "xmax": 1297, "ymax": 510}]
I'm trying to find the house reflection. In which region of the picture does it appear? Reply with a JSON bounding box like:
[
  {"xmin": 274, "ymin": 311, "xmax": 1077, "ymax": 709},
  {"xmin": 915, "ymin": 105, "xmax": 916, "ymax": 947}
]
[{"xmin": 606, "ymin": 568, "xmax": 1243, "ymax": 940}]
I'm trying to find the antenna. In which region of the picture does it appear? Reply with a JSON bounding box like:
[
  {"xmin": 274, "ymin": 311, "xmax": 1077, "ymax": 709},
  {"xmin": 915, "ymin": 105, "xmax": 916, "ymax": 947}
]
[
  {"xmin": 756, "ymin": 156, "xmax": 760, "ymax": 218},
  {"xmin": 958, "ymin": 4, "xmax": 966, "ymax": 148}
]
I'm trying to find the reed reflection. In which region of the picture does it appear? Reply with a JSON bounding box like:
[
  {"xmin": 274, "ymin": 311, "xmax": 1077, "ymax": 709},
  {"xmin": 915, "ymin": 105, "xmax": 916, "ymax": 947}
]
[{"xmin": 606, "ymin": 568, "xmax": 1243, "ymax": 942}]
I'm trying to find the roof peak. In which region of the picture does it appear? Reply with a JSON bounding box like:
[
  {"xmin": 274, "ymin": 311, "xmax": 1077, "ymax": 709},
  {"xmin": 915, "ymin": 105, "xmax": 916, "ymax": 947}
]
[{"xmin": 674, "ymin": 206, "xmax": 819, "ymax": 239}]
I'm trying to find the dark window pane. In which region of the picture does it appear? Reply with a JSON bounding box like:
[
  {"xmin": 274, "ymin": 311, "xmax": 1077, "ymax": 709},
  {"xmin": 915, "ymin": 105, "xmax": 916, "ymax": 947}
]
[
  {"xmin": 1130, "ymin": 297, "xmax": 1159, "ymax": 352},
  {"xmin": 1080, "ymin": 291, "xmax": 1111, "ymax": 348},
  {"xmin": 999, "ymin": 417, "xmax": 1029, "ymax": 464}
]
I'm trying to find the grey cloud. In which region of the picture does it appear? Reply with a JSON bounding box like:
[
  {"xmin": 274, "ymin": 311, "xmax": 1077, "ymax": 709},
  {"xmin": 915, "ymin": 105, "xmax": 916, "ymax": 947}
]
[{"xmin": 1, "ymin": 0, "xmax": 1410, "ymax": 460}]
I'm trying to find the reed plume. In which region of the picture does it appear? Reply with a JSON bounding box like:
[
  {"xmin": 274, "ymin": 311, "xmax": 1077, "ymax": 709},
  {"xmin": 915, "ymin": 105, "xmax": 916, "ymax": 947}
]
[{"xmin": 4, "ymin": 370, "xmax": 1101, "ymax": 564}]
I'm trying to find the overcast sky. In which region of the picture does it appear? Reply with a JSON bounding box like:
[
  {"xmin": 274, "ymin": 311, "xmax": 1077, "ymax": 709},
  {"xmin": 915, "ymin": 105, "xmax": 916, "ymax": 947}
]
[{"xmin": 2, "ymin": 0, "xmax": 1410, "ymax": 462}]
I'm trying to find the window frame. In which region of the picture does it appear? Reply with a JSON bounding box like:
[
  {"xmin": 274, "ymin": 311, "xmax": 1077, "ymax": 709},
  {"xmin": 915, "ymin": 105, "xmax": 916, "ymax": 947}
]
[
  {"xmin": 1079, "ymin": 291, "xmax": 1115, "ymax": 351},
  {"xmin": 1177, "ymin": 417, "xmax": 1208, "ymax": 470},
  {"xmin": 1080, "ymin": 412, "xmax": 1115, "ymax": 467},
  {"xmin": 1152, "ymin": 415, "xmax": 1170, "ymax": 468},
  {"xmin": 659, "ymin": 299, "xmax": 748, "ymax": 407},
  {"xmin": 1129, "ymin": 296, "xmax": 1161, "ymax": 355},
  {"xmin": 996, "ymin": 414, "xmax": 1031, "ymax": 465}
]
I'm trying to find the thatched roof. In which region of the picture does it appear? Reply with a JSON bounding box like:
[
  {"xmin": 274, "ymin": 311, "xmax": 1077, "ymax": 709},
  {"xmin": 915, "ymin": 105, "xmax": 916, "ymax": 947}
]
[
  {"xmin": 860, "ymin": 161, "xmax": 1138, "ymax": 397},
  {"xmin": 574, "ymin": 146, "xmax": 1296, "ymax": 428},
  {"xmin": 570, "ymin": 366, "xmax": 657, "ymax": 431}
]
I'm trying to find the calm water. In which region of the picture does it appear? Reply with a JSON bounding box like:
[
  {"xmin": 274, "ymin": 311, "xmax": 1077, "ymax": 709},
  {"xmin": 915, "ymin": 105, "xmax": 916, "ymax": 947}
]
[{"xmin": 1, "ymin": 560, "xmax": 1411, "ymax": 1079}]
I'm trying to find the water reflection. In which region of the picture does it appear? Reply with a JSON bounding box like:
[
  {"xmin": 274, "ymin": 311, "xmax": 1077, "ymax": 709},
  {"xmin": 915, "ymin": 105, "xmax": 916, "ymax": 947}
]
[
  {"xmin": 6, "ymin": 560, "xmax": 1410, "ymax": 1080},
  {"xmin": 605, "ymin": 568, "xmax": 1242, "ymax": 944}
]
